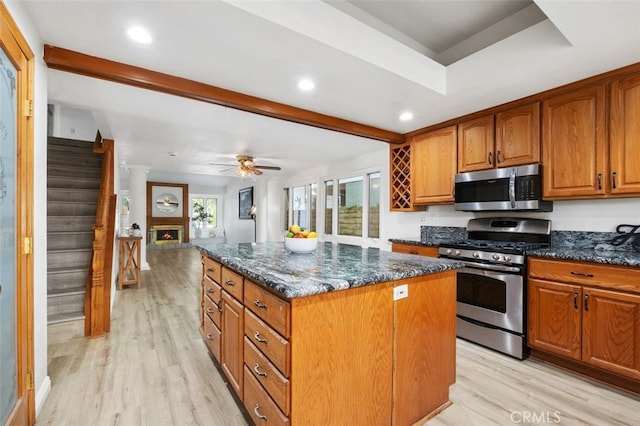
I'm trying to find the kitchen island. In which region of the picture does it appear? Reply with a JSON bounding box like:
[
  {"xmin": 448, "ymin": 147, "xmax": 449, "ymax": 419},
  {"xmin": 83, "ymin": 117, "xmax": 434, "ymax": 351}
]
[{"xmin": 197, "ymin": 242, "xmax": 462, "ymax": 426}]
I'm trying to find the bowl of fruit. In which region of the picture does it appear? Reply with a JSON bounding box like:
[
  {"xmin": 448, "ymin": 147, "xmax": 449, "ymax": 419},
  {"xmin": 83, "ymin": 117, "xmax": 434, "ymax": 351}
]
[{"xmin": 284, "ymin": 224, "xmax": 318, "ymax": 253}]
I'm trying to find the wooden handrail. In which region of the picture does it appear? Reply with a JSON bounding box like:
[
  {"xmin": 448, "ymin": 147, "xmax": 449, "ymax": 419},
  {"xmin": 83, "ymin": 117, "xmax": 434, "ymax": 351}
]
[{"xmin": 84, "ymin": 138, "xmax": 116, "ymax": 337}]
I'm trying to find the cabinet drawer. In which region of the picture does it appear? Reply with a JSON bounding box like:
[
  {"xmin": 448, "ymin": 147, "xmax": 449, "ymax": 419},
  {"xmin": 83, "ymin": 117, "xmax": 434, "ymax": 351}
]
[
  {"xmin": 203, "ymin": 256, "xmax": 222, "ymax": 283},
  {"xmin": 203, "ymin": 292, "xmax": 222, "ymax": 328},
  {"xmin": 245, "ymin": 309, "xmax": 290, "ymax": 377},
  {"xmin": 203, "ymin": 275, "xmax": 221, "ymax": 303},
  {"xmin": 204, "ymin": 315, "xmax": 221, "ymax": 363},
  {"xmin": 244, "ymin": 338, "xmax": 290, "ymax": 416},
  {"xmin": 391, "ymin": 243, "xmax": 439, "ymax": 258},
  {"xmin": 529, "ymin": 258, "xmax": 640, "ymax": 293},
  {"xmin": 243, "ymin": 367, "xmax": 289, "ymax": 426},
  {"xmin": 221, "ymin": 267, "xmax": 244, "ymax": 301},
  {"xmin": 245, "ymin": 280, "xmax": 291, "ymax": 338}
]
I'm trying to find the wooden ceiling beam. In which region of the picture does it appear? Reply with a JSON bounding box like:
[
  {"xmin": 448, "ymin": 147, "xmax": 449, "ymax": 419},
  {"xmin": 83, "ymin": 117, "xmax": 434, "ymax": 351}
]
[{"xmin": 44, "ymin": 45, "xmax": 405, "ymax": 144}]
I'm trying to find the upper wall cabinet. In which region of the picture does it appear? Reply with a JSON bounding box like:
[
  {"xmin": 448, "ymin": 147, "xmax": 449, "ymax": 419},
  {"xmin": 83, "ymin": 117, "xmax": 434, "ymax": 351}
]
[
  {"xmin": 457, "ymin": 115, "xmax": 495, "ymax": 172},
  {"xmin": 495, "ymin": 102, "xmax": 541, "ymax": 168},
  {"xmin": 412, "ymin": 125, "xmax": 457, "ymax": 205},
  {"xmin": 609, "ymin": 73, "xmax": 640, "ymax": 195},
  {"xmin": 458, "ymin": 104, "xmax": 541, "ymax": 173}
]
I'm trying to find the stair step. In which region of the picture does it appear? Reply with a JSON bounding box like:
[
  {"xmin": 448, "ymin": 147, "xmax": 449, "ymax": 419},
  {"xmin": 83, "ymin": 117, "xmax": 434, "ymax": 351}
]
[
  {"xmin": 47, "ymin": 267, "xmax": 89, "ymax": 292},
  {"xmin": 47, "ymin": 231, "xmax": 94, "ymax": 250},
  {"xmin": 48, "ymin": 154, "xmax": 102, "ymax": 168},
  {"xmin": 48, "ymin": 201, "xmax": 98, "ymax": 217},
  {"xmin": 47, "ymin": 291, "xmax": 86, "ymax": 317},
  {"xmin": 48, "ymin": 215, "xmax": 95, "ymax": 232},
  {"xmin": 48, "ymin": 164, "xmax": 102, "ymax": 179},
  {"xmin": 47, "ymin": 187, "xmax": 99, "ymax": 203},
  {"xmin": 48, "ymin": 286, "xmax": 86, "ymax": 297},
  {"xmin": 47, "ymin": 248, "xmax": 92, "ymax": 269},
  {"xmin": 48, "ymin": 137, "xmax": 95, "ymax": 149},
  {"xmin": 48, "ymin": 175, "xmax": 101, "ymax": 189},
  {"xmin": 48, "ymin": 312, "xmax": 85, "ymax": 325}
]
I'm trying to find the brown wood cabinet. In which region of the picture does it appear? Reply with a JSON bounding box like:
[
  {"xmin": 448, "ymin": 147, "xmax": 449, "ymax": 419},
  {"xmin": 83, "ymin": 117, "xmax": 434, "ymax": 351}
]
[
  {"xmin": 391, "ymin": 242, "xmax": 439, "ymax": 258},
  {"xmin": 411, "ymin": 125, "xmax": 457, "ymax": 205},
  {"xmin": 200, "ymin": 254, "xmax": 457, "ymax": 425},
  {"xmin": 457, "ymin": 115, "xmax": 495, "ymax": 172},
  {"xmin": 542, "ymin": 85, "xmax": 607, "ymax": 198},
  {"xmin": 495, "ymin": 102, "xmax": 540, "ymax": 168},
  {"xmin": 609, "ymin": 73, "xmax": 640, "ymax": 195},
  {"xmin": 528, "ymin": 258, "xmax": 640, "ymax": 386}
]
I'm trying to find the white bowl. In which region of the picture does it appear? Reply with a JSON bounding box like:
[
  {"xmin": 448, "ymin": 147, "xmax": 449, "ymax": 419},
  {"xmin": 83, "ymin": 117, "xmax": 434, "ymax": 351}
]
[{"xmin": 284, "ymin": 237, "xmax": 318, "ymax": 253}]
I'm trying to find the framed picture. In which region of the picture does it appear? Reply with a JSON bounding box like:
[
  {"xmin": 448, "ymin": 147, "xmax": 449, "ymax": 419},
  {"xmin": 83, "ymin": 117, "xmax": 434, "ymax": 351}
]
[{"xmin": 239, "ymin": 186, "xmax": 253, "ymax": 219}]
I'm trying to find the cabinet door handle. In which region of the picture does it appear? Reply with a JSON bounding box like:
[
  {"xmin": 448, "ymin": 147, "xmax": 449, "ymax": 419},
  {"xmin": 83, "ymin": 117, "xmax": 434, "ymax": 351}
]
[
  {"xmin": 206, "ymin": 307, "xmax": 215, "ymax": 314},
  {"xmin": 254, "ymin": 299, "xmax": 267, "ymax": 310},
  {"xmin": 224, "ymin": 279, "xmax": 235, "ymax": 287},
  {"xmin": 573, "ymin": 292, "xmax": 578, "ymax": 309},
  {"xmin": 597, "ymin": 173, "xmax": 602, "ymax": 190},
  {"xmin": 217, "ymin": 299, "xmax": 223, "ymax": 313},
  {"xmin": 496, "ymin": 150, "xmax": 502, "ymax": 163},
  {"xmin": 612, "ymin": 172, "xmax": 617, "ymax": 189},
  {"xmin": 254, "ymin": 363, "xmax": 268, "ymax": 377},
  {"xmin": 570, "ymin": 271, "xmax": 594, "ymax": 278},
  {"xmin": 451, "ymin": 186, "xmax": 455, "ymax": 198},
  {"xmin": 584, "ymin": 294, "xmax": 590, "ymax": 311},
  {"xmin": 206, "ymin": 333, "xmax": 214, "ymax": 341},
  {"xmin": 254, "ymin": 331, "xmax": 267, "ymax": 344},
  {"xmin": 488, "ymin": 152, "xmax": 493, "ymax": 165},
  {"xmin": 254, "ymin": 404, "xmax": 267, "ymax": 420},
  {"xmin": 206, "ymin": 287, "xmax": 215, "ymax": 294}
]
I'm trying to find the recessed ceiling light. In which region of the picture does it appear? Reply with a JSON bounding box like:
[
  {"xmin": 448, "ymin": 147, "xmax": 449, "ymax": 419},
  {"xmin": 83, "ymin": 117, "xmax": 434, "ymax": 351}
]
[
  {"xmin": 297, "ymin": 79, "xmax": 315, "ymax": 91},
  {"xmin": 127, "ymin": 26, "xmax": 152, "ymax": 44},
  {"xmin": 399, "ymin": 112, "xmax": 414, "ymax": 122},
  {"xmin": 168, "ymin": 152, "xmax": 177, "ymax": 157}
]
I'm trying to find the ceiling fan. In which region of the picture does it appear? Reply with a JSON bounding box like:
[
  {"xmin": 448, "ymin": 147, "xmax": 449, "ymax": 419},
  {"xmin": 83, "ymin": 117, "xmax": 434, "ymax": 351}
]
[{"xmin": 210, "ymin": 155, "xmax": 281, "ymax": 177}]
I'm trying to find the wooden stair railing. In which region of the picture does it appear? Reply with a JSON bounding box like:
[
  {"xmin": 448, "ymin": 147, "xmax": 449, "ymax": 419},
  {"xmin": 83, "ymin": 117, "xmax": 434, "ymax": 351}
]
[{"xmin": 84, "ymin": 136, "xmax": 116, "ymax": 337}]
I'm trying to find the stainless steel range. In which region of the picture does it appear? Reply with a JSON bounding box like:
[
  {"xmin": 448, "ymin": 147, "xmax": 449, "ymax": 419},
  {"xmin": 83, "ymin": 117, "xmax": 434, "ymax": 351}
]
[{"xmin": 438, "ymin": 217, "xmax": 551, "ymax": 359}]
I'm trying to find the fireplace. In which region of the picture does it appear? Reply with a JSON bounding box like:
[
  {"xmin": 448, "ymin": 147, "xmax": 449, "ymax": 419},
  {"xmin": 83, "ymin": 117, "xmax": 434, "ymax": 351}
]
[{"xmin": 152, "ymin": 225, "xmax": 183, "ymax": 245}]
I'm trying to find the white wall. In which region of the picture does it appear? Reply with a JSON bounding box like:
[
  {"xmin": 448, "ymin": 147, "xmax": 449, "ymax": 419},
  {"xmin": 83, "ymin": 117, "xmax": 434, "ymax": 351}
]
[
  {"xmin": 4, "ymin": 0, "xmax": 50, "ymax": 415},
  {"xmin": 224, "ymin": 179, "xmax": 260, "ymax": 243},
  {"xmin": 49, "ymin": 104, "xmax": 98, "ymax": 141}
]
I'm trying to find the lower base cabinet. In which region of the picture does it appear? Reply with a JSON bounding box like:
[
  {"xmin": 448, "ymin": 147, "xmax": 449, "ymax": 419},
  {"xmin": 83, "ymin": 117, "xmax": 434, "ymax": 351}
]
[
  {"xmin": 200, "ymin": 254, "xmax": 456, "ymax": 425},
  {"xmin": 528, "ymin": 258, "xmax": 640, "ymax": 392}
]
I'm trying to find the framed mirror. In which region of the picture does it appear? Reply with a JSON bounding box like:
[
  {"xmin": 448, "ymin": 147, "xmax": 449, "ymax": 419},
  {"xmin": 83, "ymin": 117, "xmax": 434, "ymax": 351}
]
[{"xmin": 156, "ymin": 193, "xmax": 179, "ymax": 213}]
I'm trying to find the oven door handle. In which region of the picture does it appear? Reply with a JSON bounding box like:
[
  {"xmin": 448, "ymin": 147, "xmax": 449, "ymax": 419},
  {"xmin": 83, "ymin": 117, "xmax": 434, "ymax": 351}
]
[
  {"xmin": 457, "ymin": 315, "xmax": 501, "ymax": 330},
  {"xmin": 461, "ymin": 260, "xmax": 521, "ymax": 273}
]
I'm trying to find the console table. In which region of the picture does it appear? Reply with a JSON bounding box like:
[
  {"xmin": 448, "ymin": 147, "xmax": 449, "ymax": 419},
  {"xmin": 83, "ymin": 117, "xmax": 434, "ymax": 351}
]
[{"xmin": 118, "ymin": 236, "xmax": 142, "ymax": 289}]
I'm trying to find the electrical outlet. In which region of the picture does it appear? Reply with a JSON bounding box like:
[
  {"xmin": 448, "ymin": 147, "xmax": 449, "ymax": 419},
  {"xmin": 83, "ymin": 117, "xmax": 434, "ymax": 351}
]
[{"xmin": 393, "ymin": 284, "xmax": 408, "ymax": 301}]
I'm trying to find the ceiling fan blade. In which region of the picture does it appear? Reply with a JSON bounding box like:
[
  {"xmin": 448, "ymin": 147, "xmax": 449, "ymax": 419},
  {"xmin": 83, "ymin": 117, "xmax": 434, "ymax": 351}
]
[
  {"xmin": 209, "ymin": 162, "xmax": 236, "ymax": 167},
  {"xmin": 252, "ymin": 168, "xmax": 264, "ymax": 175},
  {"xmin": 254, "ymin": 165, "xmax": 281, "ymax": 171}
]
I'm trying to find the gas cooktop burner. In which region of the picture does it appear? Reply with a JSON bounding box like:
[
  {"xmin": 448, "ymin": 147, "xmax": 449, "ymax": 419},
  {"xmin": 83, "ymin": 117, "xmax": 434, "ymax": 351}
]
[{"xmin": 440, "ymin": 239, "xmax": 548, "ymax": 254}]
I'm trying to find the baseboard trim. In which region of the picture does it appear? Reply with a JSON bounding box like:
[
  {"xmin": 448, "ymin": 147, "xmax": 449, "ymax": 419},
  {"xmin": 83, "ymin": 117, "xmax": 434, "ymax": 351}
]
[{"xmin": 35, "ymin": 375, "xmax": 51, "ymax": 417}]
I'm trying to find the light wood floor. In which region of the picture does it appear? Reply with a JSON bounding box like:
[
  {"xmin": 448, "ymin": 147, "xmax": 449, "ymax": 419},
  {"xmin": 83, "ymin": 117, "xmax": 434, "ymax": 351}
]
[{"xmin": 37, "ymin": 248, "xmax": 640, "ymax": 425}]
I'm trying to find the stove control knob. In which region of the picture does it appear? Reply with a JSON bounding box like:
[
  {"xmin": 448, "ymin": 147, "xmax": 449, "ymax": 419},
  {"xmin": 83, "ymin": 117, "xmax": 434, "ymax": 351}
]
[
  {"xmin": 446, "ymin": 249, "xmax": 452, "ymax": 255},
  {"xmin": 503, "ymin": 255, "xmax": 512, "ymax": 262},
  {"xmin": 473, "ymin": 252, "xmax": 480, "ymax": 258},
  {"xmin": 454, "ymin": 250, "xmax": 461, "ymax": 256},
  {"xmin": 492, "ymin": 253, "xmax": 500, "ymax": 261}
]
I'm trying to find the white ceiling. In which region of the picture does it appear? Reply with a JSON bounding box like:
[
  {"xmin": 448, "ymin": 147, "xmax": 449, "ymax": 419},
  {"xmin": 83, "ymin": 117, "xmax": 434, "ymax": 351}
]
[{"xmin": 19, "ymin": 0, "xmax": 640, "ymax": 187}]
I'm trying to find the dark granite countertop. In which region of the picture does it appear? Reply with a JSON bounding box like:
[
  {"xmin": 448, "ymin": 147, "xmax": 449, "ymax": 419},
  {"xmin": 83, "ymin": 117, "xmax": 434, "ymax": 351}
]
[
  {"xmin": 196, "ymin": 242, "xmax": 463, "ymax": 299},
  {"xmin": 528, "ymin": 248, "xmax": 640, "ymax": 268}
]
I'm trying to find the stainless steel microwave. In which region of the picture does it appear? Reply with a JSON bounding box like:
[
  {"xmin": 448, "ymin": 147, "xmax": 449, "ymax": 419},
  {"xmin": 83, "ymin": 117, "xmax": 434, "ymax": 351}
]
[{"xmin": 454, "ymin": 164, "xmax": 553, "ymax": 212}]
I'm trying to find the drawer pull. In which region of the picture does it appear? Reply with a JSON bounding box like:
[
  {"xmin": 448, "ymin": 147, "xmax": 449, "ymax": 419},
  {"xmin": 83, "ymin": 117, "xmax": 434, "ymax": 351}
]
[
  {"xmin": 254, "ymin": 404, "xmax": 267, "ymax": 420},
  {"xmin": 584, "ymin": 294, "xmax": 590, "ymax": 311},
  {"xmin": 224, "ymin": 279, "xmax": 235, "ymax": 287},
  {"xmin": 254, "ymin": 299, "xmax": 267, "ymax": 310},
  {"xmin": 207, "ymin": 267, "xmax": 215, "ymax": 272},
  {"xmin": 570, "ymin": 271, "xmax": 594, "ymax": 278},
  {"xmin": 253, "ymin": 363, "xmax": 267, "ymax": 377},
  {"xmin": 206, "ymin": 308, "xmax": 215, "ymax": 314},
  {"xmin": 206, "ymin": 333, "xmax": 214, "ymax": 341},
  {"xmin": 254, "ymin": 331, "xmax": 267, "ymax": 344},
  {"xmin": 573, "ymin": 292, "xmax": 578, "ymax": 309},
  {"xmin": 206, "ymin": 288, "xmax": 215, "ymax": 294},
  {"xmin": 409, "ymin": 251, "xmax": 418, "ymax": 255}
]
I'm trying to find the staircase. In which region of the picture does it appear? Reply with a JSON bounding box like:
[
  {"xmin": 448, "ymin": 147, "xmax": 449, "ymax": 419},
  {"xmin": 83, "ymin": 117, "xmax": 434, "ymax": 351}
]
[{"xmin": 47, "ymin": 137, "xmax": 102, "ymax": 324}]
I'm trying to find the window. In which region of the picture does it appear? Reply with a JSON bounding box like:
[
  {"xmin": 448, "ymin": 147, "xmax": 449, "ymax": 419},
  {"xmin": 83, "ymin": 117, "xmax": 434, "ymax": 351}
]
[
  {"xmin": 338, "ymin": 176, "xmax": 363, "ymax": 236},
  {"xmin": 324, "ymin": 180, "xmax": 333, "ymax": 235},
  {"xmin": 191, "ymin": 195, "xmax": 219, "ymax": 235},
  {"xmin": 368, "ymin": 172, "xmax": 380, "ymax": 238},
  {"xmin": 310, "ymin": 183, "xmax": 317, "ymax": 232},
  {"xmin": 292, "ymin": 185, "xmax": 308, "ymax": 229},
  {"xmin": 283, "ymin": 188, "xmax": 290, "ymax": 231}
]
